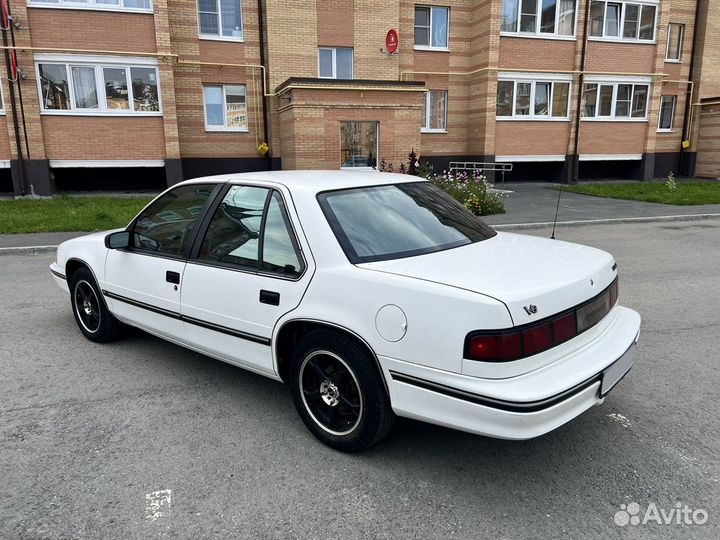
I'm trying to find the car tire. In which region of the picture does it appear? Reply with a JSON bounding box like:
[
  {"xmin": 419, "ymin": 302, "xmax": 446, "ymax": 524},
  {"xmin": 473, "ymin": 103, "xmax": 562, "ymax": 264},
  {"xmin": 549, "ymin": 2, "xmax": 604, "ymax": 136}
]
[
  {"xmin": 69, "ymin": 267, "xmax": 124, "ymax": 343},
  {"xmin": 290, "ymin": 330, "xmax": 395, "ymax": 452}
]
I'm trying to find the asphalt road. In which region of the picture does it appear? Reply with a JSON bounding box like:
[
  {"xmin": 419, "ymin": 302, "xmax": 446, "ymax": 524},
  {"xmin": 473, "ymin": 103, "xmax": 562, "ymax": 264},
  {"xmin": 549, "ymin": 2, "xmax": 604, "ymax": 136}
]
[{"xmin": 1, "ymin": 221, "xmax": 718, "ymax": 539}]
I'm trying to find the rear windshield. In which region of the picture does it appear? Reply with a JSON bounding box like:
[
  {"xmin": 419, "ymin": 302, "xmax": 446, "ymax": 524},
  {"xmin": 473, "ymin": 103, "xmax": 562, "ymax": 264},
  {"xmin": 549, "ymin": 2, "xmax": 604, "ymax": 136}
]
[{"xmin": 317, "ymin": 181, "xmax": 496, "ymax": 263}]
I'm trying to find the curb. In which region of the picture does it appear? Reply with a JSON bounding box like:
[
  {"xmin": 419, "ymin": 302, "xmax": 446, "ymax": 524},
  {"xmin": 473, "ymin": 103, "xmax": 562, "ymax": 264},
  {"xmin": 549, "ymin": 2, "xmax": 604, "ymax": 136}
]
[
  {"xmin": 491, "ymin": 213, "xmax": 720, "ymax": 231},
  {"xmin": 0, "ymin": 245, "xmax": 58, "ymax": 256},
  {"xmin": 1, "ymin": 213, "xmax": 719, "ymax": 255}
]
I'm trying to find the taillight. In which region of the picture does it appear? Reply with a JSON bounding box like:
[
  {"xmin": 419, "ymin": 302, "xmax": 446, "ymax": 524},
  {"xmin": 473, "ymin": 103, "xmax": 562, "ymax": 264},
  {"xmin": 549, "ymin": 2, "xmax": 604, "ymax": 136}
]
[
  {"xmin": 468, "ymin": 333, "xmax": 522, "ymax": 361},
  {"xmin": 465, "ymin": 277, "xmax": 618, "ymax": 362},
  {"xmin": 521, "ymin": 323, "xmax": 553, "ymax": 356},
  {"xmin": 552, "ymin": 312, "xmax": 577, "ymax": 344}
]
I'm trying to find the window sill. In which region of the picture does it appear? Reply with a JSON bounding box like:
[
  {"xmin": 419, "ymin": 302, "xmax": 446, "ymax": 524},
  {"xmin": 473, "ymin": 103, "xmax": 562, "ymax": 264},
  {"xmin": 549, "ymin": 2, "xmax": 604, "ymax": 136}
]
[
  {"xmin": 40, "ymin": 110, "xmax": 162, "ymax": 117},
  {"xmin": 581, "ymin": 117, "xmax": 647, "ymax": 123},
  {"xmin": 588, "ymin": 37, "xmax": 656, "ymax": 45},
  {"xmin": 199, "ymin": 35, "xmax": 245, "ymax": 43},
  {"xmin": 664, "ymin": 59, "xmax": 682, "ymax": 64},
  {"xmin": 500, "ymin": 32, "xmax": 576, "ymax": 42},
  {"xmin": 496, "ymin": 117, "xmax": 570, "ymax": 122},
  {"xmin": 414, "ymin": 45, "xmax": 449, "ymax": 53},
  {"xmin": 26, "ymin": 3, "xmax": 153, "ymax": 15},
  {"xmin": 657, "ymin": 129, "xmax": 675, "ymax": 133},
  {"xmin": 205, "ymin": 127, "xmax": 250, "ymax": 133},
  {"xmin": 421, "ymin": 129, "xmax": 447, "ymax": 134}
]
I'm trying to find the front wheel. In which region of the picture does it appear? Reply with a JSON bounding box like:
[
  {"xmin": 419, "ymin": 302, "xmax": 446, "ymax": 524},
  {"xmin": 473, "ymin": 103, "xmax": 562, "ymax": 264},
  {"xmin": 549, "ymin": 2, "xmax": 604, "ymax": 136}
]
[
  {"xmin": 290, "ymin": 331, "xmax": 394, "ymax": 452},
  {"xmin": 69, "ymin": 267, "xmax": 124, "ymax": 343}
]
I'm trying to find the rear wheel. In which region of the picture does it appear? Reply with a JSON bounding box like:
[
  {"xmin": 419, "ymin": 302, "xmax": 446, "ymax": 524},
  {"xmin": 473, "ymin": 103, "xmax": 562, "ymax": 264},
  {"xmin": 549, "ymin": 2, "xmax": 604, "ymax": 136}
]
[
  {"xmin": 69, "ymin": 267, "xmax": 124, "ymax": 343},
  {"xmin": 290, "ymin": 330, "xmax": 394, "ymax": 451}
]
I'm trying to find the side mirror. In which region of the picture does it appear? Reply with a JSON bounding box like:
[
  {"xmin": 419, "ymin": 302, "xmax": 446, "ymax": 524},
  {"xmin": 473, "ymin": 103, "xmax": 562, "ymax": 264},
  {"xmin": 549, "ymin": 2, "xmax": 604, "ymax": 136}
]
[{"xmin": 105, "ymin": 231, "xmax": 131, "ymax": 249}]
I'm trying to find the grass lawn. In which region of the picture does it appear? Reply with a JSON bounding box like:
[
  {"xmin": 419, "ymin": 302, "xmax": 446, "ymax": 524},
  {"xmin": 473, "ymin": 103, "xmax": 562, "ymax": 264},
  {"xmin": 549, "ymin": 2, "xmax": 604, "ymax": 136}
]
[
  {"xmin": 553, "ymin": 181, "xmax": 720, "ymax": 205},
  {"xmin": 0, "ymin": 196, "xmax": 153, "ymax": 234}
]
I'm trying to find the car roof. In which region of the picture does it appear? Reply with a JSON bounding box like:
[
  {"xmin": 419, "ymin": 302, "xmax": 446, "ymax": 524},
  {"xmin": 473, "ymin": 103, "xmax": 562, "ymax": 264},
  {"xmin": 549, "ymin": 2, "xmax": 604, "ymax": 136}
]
[{"xmin": 177, "ymin": 170, "xmax": 421, "ymax": 193}]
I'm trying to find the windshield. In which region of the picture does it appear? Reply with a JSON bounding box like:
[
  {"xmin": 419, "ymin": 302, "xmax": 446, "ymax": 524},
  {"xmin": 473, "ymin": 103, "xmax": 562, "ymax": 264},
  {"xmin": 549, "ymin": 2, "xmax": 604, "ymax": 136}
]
[{"xmin": 318, "ymin": 181, "xmax": 497, "ymax": 263}]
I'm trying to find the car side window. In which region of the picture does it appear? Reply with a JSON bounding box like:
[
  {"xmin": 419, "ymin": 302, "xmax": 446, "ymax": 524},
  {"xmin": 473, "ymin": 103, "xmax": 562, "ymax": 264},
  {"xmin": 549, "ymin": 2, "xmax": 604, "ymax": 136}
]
[
  {"xmin": 131, "ymin": 184, "xmax": 215, "ymax": 257},
  {"xmin": 198, "ymin": 186, "xmax": 304, "ymax": 278},
  {"xmin": 262, "ymin": 191, "xmax": 305, "ymax": 277},
  {"xmin": 198, "ymin": 185, "xmax": 268, "ymax": 270}
]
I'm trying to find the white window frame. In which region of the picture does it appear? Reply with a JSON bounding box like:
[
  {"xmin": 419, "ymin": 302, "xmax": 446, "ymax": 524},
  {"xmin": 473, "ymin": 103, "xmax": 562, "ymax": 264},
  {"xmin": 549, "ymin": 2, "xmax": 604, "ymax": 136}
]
[
  {"xmin": 665, "ymin": 23, "xmax": 684, "ymax": 62},
  {"xmin": 421, "ymin": 90, "xmax": 448, "ymax": 133},
  {"xmin": 202, "ymin": 84, "xmax": 249, "ymax": 132},
  {"xmin": 588, "ymin": 0, "xmax": 658, "ymax": 43},
  {"xmin": 658, "ymin": 95, "xmax": 677, "ymax": 132},
  {"xmin": 26, "ymin": 0, "xmax": 153, "ymax": 14},
  {"xmin": 496, "ymin": 73, "xmax": 572, "ymax": 121},
  {"xmin": 414, "ymin": 5, "xmax": 450, "ymax": 51},
  {"xmin": 500, "ymin": 0, "xmax": 578, "ymax": 40},
  {"xmin": 582, "ymin": 76, "xmax": 651, "ymax": 122},
  {"xmin": 0, "ymin": 83, "xmax": 5, "ymax": 114},
  {"xmin": 197, "ymin": 0, "xmax": 244, "ymax": 42},
  {"xmin": 317, "ymin": 47, "xmax": 354, "ymax": 79},
  {"xmin": 35, "ymin": 54, "xmax": 161, "ymax": 117}
]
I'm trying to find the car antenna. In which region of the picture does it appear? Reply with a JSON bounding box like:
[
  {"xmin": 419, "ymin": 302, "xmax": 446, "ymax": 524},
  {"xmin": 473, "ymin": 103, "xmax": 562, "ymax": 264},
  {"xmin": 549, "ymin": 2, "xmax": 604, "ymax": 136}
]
[{"xmin": 550, "ymin": 171, "xmax": 565, "ymax": 240}]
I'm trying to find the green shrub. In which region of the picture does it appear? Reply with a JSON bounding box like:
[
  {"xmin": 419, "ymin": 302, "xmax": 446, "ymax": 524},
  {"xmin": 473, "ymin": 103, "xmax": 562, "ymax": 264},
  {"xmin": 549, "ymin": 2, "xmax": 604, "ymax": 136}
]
[{"xmin": 426, "ymin": 169, "xmax": 505, "ymax": 216}]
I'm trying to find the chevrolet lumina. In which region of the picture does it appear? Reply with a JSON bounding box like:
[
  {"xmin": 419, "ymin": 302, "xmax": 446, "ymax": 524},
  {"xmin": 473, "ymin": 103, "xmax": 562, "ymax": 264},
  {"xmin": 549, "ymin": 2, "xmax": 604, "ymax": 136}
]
[{"xmin": 50, "ymin": 171, "xmax": 640, "ymax": 451}]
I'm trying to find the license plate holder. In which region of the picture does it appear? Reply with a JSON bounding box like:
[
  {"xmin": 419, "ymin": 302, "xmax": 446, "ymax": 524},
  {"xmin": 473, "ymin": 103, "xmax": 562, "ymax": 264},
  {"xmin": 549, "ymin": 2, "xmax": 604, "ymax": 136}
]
[{"xmin": 601, "ymin": 345, "xmax": 635, "ymax": 396}]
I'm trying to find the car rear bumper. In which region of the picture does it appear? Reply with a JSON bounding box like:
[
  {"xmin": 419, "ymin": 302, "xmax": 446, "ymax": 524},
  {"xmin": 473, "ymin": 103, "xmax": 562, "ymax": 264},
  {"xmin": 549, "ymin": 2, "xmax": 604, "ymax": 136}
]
[{"xmin": 379, "ymin": 305, "xmax": 640, "ymax": 440}]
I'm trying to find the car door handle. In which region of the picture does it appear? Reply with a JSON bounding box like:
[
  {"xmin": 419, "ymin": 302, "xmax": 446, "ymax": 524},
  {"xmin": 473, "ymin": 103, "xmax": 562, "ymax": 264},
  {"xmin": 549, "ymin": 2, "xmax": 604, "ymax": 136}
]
[
  {"xmin": 166, "ymin": 271, "xmax": 180, "ymax": 284},
  {"xmin": 259, "ymin": 290, "xmax": 280, "ymax": 306}
]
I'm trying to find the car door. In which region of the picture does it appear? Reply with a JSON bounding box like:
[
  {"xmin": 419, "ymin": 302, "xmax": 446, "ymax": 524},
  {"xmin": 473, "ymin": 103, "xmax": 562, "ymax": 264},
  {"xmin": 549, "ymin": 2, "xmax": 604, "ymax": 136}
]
[
  {"xmin": 180, "ymin": 183, "xmax": 314, "ymax": 376},
  {"xmin": 103, "ymin": 183, "xmax": 217, "ymax": 344}
]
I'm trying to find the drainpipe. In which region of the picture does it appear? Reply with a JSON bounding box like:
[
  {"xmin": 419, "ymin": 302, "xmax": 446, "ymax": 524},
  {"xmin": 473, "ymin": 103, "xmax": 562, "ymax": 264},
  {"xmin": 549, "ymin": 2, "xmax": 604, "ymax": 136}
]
[
  {"xmin": 8, "ymin": 5, "xmax": 30, "ymax": 161},
  {"xmin": 257, "ymin": 0, "xmax": 272, "ymax": 170},
  {"xmin": 1, "ymin": 2, "xmax": 25, "ymax": 195},
  {"xmin": 679, "ymin": 0, "xmax": 702, "ymax": 177},
  {"xmin": 571, "ymin": 0, "xmax": 592, "ymax": 184}
]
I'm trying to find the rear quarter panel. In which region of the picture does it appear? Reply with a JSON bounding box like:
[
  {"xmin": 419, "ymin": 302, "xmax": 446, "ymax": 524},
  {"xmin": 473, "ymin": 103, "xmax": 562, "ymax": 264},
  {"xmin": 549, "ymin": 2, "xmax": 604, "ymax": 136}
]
[{"xmin": 276, "ymin": 266, "xmax": 513, "ymax": 374}]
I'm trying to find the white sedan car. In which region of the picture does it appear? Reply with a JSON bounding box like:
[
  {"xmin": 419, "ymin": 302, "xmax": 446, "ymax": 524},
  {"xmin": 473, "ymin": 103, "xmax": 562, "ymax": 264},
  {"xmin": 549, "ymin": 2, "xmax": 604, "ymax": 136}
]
[{"xmin": 51, "ymin": 171, "xmax": 640, "ymax": 451}]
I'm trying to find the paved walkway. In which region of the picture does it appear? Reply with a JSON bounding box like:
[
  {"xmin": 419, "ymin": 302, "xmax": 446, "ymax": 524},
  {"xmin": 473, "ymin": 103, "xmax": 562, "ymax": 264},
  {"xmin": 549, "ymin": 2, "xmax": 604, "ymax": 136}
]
[
  {"xmin": 483, "ymin": 182, "xmax": 720, "ymax": 226},
  {"xmin": 2, "ymin": 183, "xmax": 720, "ymax": 249}
]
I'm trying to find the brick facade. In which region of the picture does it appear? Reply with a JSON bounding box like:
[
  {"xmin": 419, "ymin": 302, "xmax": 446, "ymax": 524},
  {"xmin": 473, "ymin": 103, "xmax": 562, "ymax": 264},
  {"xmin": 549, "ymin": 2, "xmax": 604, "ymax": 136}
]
[{"xmin": 0, "ymin": 0, "xmax": 715, "ymax": 194}]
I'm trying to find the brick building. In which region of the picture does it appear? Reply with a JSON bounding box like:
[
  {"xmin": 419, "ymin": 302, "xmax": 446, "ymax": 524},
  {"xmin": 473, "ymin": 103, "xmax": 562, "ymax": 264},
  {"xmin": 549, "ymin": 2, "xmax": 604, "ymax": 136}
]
[{"xmin": 0, "ymin": 0, "xmax": 716, "ymax": 195}]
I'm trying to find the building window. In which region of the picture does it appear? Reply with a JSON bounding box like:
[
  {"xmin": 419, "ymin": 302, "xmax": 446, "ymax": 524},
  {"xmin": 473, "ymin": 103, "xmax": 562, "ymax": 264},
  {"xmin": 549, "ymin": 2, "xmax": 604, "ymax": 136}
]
[
  {"xmin": 665, "ymin": 23, "xmax": 683, "ymax": 61},
  {"xmin": 27, "ymin": 0, "xmax": 152, "ymax": 12},
  {"xmin": 318, "ymin": 48, "xmax": 353, "ymax": 79},
  {"xmin": 501, "ymin": 0, "xmax": 576, "ymax": 37},
  {"xmin": 496, "ymin": 78, "xmax": 570, "ymax": 119},
  {"xmin": 203, "ymin": 84, "xmax": 248, "ymax": 131},
  {"xmin": 582, "ymin": 82, "xmax": 649, "ymax": 120},
  {"xmin": 422, "ymin": 90, "xmax": 448, "ymax": 132},
  {"xmin": 414, "ymin": 6, "xmax": 449, "ymax": 49},
  {"xmin": 589, "ymin": 1, "xmax": 657, "ymax": 41},
  {"xmin": 37, "ymin": 61, "xmax": 160, "ymax": 114},
  {"xmin": 658, "ymin": 95, "xmax": 676, "ymax": 131},
  {"xmin": 198, "ymin": 0, "xmax": 243, "ymax": 40},
  {"xmin": 340, "ymin": 122, "xmax": 378, "ymax": 169}
]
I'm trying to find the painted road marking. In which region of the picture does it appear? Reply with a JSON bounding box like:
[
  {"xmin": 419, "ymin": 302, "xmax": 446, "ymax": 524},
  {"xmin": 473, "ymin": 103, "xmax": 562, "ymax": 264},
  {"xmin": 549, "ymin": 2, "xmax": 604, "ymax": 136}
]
[{"xmin": 145, "ymin": 489, "xmax": 172, "ymax": 521}]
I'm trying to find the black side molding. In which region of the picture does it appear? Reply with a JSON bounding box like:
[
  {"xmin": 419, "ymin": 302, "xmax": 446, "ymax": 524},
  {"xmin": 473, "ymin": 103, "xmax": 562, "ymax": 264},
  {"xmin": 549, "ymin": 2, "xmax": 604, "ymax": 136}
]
[
  {"xmin": 102, "ymin": 290, "xmax": 271, "ymax": 346},
  {"xmin": 50, "ymin": 269, "xmax": 66, "ymax": 280},
  {"xmin": 389, "ymin": 371, "xmax": 601, "ymax": 413}
]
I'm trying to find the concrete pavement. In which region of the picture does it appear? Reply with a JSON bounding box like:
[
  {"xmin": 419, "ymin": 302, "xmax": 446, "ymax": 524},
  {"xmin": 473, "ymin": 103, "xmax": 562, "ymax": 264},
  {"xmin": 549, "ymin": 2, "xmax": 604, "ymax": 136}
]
[{"xmin": 1, "ymin": 220, "xmax": 719, "ymax": 538}]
